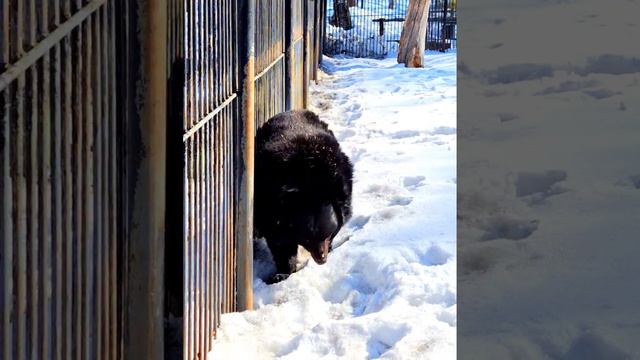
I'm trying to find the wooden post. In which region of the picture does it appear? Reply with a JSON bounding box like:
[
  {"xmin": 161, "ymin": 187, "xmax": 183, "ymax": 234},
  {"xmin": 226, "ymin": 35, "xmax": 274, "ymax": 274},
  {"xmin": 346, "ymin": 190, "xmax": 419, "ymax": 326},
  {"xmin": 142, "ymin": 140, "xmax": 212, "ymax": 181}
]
[{"xmin": 397, "ymin": 0, "xmax": 430, "ymax": 68}]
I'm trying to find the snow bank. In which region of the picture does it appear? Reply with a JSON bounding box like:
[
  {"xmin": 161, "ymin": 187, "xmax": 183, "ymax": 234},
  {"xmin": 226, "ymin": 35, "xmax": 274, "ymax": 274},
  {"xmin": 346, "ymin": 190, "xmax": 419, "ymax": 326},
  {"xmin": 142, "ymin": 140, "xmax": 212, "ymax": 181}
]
[{"xmin": 209, "ymin": 52, "xmax": 457, "ymax": 359}]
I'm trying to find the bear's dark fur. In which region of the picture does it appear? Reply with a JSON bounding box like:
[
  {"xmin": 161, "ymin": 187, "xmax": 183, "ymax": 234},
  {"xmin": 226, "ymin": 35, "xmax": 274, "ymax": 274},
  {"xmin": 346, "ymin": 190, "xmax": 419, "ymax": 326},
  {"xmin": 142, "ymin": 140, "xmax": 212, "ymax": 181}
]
[{"xmin": 254, "ymin": 110, "xmax": 353, "ymax": 284}]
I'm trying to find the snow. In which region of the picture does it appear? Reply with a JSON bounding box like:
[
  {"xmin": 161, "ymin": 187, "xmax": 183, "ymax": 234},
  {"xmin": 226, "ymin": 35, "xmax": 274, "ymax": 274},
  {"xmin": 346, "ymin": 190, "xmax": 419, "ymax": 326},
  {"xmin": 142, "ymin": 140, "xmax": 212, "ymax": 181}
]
[
  {"xmin": 208, "ymin": 51, "xmax": 457, "ymax": 359},
  {"xmin": 458, "ymin": 0, "xmax": 640, "ymax": 357}
]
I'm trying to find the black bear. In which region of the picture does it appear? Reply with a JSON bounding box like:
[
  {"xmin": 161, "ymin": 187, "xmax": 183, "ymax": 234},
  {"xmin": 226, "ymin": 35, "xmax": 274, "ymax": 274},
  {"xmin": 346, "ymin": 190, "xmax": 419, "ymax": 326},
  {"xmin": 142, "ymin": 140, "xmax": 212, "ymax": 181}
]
[{"xmin": 254, "ymin": 110, "xmax": 353, "ymax": 284}]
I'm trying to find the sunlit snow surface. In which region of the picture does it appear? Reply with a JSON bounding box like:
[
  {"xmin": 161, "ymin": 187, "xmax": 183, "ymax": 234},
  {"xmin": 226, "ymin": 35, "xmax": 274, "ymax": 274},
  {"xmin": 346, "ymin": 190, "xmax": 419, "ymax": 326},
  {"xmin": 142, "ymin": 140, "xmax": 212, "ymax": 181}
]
[{"xmin": 209, "ymin": 52, "xmax": 457, "ymax": 359}]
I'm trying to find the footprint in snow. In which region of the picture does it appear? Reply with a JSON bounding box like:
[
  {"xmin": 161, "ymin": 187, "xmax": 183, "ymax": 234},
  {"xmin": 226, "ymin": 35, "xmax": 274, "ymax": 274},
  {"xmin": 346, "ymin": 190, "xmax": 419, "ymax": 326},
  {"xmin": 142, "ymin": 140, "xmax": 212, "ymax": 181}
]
[
  {"xmin": 388, "ymin": 195, "xmax": 412, "ymax": 206},
  {"xmin": 391, "ymin": 130, "xmax": 420, "ymax": 139},
  {"xmin": 429, "ymin": 126, "xmax": 456, "ymax": 136},
  {"xmin": 337, "ymin": 128, "xmax": 356, "ymax": 141},
  {"xmin": 480, "ymin": 216, "xmax": 539, "ymax": 241},
  {"xmin": 403, "ymin": 176, "xmax": 426, "ymax": 190},
  {"xmin": 348, "ymin": 215, "xmax": 371, "ymax": 230},
  {"xmin": 349, "ymin": 148, "xmax": 367, "ymax": 163}
]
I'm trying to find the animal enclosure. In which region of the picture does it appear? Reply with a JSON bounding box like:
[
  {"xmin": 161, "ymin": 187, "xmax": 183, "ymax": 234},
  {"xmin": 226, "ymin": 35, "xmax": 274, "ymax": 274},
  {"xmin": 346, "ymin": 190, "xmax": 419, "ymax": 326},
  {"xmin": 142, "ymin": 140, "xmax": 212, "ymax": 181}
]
[
  {"xmin": 0, "ymin": 0, "xmax": 326, "ymax": 359},
  {"xmin": 324, "ymin": 0, "xmax": 457, "ymax": 58}
]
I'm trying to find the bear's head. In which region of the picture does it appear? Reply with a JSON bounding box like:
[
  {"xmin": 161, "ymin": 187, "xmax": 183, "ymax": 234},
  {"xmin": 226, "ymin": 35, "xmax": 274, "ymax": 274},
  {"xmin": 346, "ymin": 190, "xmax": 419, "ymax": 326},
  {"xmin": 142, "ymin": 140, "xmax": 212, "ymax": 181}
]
[{"xmin": 274, "ymin": 185, "xmax": 343, "ymax": 264}]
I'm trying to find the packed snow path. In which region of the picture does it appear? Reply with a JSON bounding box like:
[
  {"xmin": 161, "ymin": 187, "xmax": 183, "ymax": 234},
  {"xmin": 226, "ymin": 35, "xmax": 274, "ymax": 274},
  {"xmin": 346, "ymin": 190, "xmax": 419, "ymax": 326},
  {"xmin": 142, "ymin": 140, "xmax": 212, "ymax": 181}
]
[{"xmin": 209, "ymin": 52, "xmax": 456, "ymax": 359}]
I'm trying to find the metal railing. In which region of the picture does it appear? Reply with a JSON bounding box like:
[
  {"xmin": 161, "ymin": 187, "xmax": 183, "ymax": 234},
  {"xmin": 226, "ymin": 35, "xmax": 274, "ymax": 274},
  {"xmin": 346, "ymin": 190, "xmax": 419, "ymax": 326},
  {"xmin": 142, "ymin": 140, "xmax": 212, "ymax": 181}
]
[
  {"xmin": 1, "ymin": 1, "xmax": 327, "ymax": 359},
  {"xmin": 1, "ymin": 0, "xmax": 120, "ymax": 358},
  {"xmin": 166, "ymin": 0, "xmax": 327, "ymax": 358},
  {"xmin": 427, "ymin": 0, "xmax": 457, "ymax": 52}
]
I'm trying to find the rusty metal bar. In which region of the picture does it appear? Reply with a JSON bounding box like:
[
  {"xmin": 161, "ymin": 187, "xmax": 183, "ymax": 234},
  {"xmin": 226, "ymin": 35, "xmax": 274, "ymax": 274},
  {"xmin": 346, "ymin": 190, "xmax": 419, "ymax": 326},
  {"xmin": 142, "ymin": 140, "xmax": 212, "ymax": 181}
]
[
  {"xmin": 1, "ymin": 3, "xmax": 12, "ymax": 359},
  {"xmin": 61, "ymin": 9, "xmax": 73, "ymax": 359},
  {"xmin": 236, "ymin": 0, "xmax": 255, "ymax": 312},
  {"xmin": 0, "ymin": 0, "xmax": 106, "ymax": 92},
  {"xmin": 1, "ymin": 83, "xmax": 12, "ymax": 360},
  {"xmin": 124, "ymin": 0, "xmax": 167, "ymax": 358}
]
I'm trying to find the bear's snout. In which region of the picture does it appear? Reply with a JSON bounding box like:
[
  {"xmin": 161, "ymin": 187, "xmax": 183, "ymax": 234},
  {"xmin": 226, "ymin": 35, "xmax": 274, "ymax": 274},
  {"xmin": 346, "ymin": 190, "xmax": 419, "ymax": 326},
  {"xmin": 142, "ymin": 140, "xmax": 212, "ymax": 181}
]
[{"xmin": 309, "ymin": 237, "xmax": 331, "ymax": 265}]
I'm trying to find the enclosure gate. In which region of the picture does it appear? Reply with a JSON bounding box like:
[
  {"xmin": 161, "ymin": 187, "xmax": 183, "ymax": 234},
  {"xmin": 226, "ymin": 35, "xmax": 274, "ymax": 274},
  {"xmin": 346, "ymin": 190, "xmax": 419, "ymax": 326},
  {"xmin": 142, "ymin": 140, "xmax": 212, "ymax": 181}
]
[{"xmin": 1, "ymin": 0, "xmax": 122, "ymax": 359}]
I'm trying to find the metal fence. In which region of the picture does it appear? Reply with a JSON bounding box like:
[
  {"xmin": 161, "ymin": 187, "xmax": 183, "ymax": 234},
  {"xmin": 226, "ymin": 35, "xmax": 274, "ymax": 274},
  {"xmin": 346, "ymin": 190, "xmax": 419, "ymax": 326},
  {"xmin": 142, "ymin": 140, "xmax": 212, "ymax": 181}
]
[
  {"xmin": 1, "ymin": 0, "xmax": 325, "ymax": 359},
  {"xmin": 167, "ymin": 0, "xmax": 327, "ymax": 359},
  {"xmin": 254, "ymin": 0, "xmax": 286, "ymax": 129},
  {"xmin": 165, "ymin": 0, "xmax": 242, "ymax": 359},
  {"xmin": 427, "ymin": 0, "xmax": 457, "ymax": 52},
  {"xmin": 324, "ymin": 0, "xmax": 457, "ymax": 58},
  {"xmin": 1, "ymin": 0, "xmax": 121, "ymax": 358}
]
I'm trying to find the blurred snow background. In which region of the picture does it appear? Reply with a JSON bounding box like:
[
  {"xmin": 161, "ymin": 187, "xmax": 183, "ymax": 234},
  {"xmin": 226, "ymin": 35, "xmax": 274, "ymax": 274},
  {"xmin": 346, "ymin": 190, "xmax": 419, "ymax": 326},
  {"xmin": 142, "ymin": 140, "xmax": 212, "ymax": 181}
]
[{"xmin": 458, "ymin": 0, "xmax": 640, "ymax": 357}]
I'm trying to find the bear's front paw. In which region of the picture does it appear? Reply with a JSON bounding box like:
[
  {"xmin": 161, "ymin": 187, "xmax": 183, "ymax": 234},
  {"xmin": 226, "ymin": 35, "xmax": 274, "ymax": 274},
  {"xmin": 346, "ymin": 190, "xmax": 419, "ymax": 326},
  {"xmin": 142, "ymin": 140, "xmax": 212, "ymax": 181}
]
[{"xmin": 266, "ymin": 273, "xmax": 290, "ymax": 284}]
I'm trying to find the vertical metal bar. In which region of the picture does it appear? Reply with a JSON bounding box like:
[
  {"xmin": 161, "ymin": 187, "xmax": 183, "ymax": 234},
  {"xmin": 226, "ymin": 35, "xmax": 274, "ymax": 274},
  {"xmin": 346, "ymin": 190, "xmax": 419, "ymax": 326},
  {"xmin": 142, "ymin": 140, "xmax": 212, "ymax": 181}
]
[
  {"xmin": 226, "ymin": 110, "xmax": 232, "ymax": 310},
  {"xmin": 40, "ymin": 24, "xmax": 54, "ymax": 360},
  {"xmin": 124, "ymin": 0, "xmax": 167, "ymax": 357},
  {"xmin": 236, "ymin": 0, "xmax": 254, "ymax": 310},
  {"xmin": 205, "ymin": 0, "xmax": 210, "ymax": 111},
  {"xmin": 196, "ymin": 0, "xmax": 202, "ymax": 121},
  {"xmin": 229, "ymin": 106, "xmax": 236, "ymax": 309},
  {"xmin": 210, "ymin": 0, "xmax": 215, "ymax": 109},
  {"xmin": 82, "ymin": 13, "xmax": 95, "ymax": 359},
  {"xmin": 11, "ymin": 2, "xmax": 28, "ymax": 359},
  {"xmin": 49, "ymin": 2, "xmax": 63, "ymax": 358},
  {"xmin": 0, "ymin": 0, "xmax": 8, "ymax": 350},
  {"xmin": 93, "ymin": 7, "xmax": 103, "ymax": 359},
  {"xmin": 72, "ymin": 20, "xmax": 84, "ymax": 360},
  {"xmin": 211, "ymin": 117, "xmax": 217, "ymax": 334},
  {"xmin": 98, "ymin": 6, "xmax": 110, "ymax": 359},
  {"xmin": 215, "ymin": 1, "xmax": 221, "ymax": 107},
  {"xmin": 27, "ymin": 35, "xmax": 41, "ymax": 360},
  {"xmin": 16, "ymin": 74, "xmax": 27, "ymax": 360},
  {"xmin": 61, "ymin": 8, "xmax": 73, "ymax": 359},
  {"xmin": 26, "ymin": 2, "xmax": 42, "ymax": 357},
  {"xmin": 108, "ymin": 0, "xmax": 118, "ymax": 357},
  {"xmin": 194, "ymin": 130, "xmax": 201, "ymax": 359},
  {"xmin": 217, "ymin": 108, "xmax": 223, "ymax": 314},
  {"xmin": 1, "ymin": 36, "xmax": 14, "ymax": 360},
  {"xmin": 284, "ymin": 0, "xmax": 292, "ymax": 110},
  {"xmin": 184, "ymin": 139, "xmax": 191, "ymax": 360},
  {"xmin": 224, "ymin": 108, "xmax": 229, "ymax": 314},
  {"xmin": 208, "ymin": 118, "xmax": 214, "ymax": 341},
  {"xmin": 204, "ymin": 120, "xmax": 210, "ymax": 354}
]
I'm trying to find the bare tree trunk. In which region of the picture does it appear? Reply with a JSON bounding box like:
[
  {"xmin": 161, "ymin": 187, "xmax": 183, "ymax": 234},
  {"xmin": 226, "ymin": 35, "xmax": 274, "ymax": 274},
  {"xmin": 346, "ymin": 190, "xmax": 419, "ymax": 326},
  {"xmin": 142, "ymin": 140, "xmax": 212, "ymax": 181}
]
[
  {"xmin": 397, "ymin": 0, "xmax": 430, "ymax": 67},
  {"xmin": 330, "ymin": 0, "xmax": 354, "ymax": 30}
]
